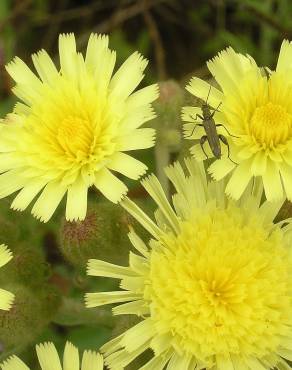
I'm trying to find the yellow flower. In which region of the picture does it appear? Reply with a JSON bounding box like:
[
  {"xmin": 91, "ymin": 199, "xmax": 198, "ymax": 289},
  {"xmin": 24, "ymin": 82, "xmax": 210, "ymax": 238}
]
[
  {"xmin": 0, "ymin": 33, "xmax": 158, "ymax": 222},
  {"xmin": 85, "ymin": 158, "xmax": 292, "ymax": 369},
  {"xmin": 182, "ymin": 40, "xmax": 292, "ymax": 202},
  {"xmin": 0, "ymin": 341, "xmax": 103, "ymax": 370},
  {"xmin": 0, "ymin": 244, "xmax": 14, "ymax": 311}
]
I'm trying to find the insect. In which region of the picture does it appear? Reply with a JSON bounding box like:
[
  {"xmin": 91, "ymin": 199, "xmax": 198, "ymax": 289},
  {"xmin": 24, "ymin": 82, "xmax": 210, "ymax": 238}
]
[{"xmin": 188, "ymin": 85, "xmax": 237, "ymax": 164}]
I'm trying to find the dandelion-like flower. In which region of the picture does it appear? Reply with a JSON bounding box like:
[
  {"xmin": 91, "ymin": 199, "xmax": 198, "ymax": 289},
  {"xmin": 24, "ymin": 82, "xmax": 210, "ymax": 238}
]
[
  {"xmin": 0, "ymin": 33, "xmax": 158, "ymax": 222},
  {"xmin": 0, "ymin": 244, "xmax": 14, "ymax": 311},
  {"xmin": 183, "ymin": 40, "xmax": 292, "ymax": 201},
  {"xmin": 86, "ymin": 158, "xmax": 292, "ymax": 369},
  {"xmin": 0, "ymin": 341, "xmax": 103, "ymax": 370}
]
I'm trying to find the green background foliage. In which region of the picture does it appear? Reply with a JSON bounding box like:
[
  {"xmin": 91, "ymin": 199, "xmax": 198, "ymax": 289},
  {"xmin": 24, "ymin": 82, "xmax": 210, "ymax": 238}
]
[{"xmin": 0, "ymin": 0, "xmax": 290, "ymax": 367}]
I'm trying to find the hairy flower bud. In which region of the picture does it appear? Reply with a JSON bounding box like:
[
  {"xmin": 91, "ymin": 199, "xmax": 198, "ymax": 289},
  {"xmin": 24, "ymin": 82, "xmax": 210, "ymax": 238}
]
[
  {"xmin": 0, "ymin": 284, "xmax": 60, "ymax": 354},
  {"xmin": 2, "ymin": 243, "xmax": 48, "ymax": 288},
  {"xmin": 60, "ymin": 201, "xmax": 132, "ymax": 267},
  {"xmin": 0, "ymin": 214, "xmax": 19, "ymax": 247},
  {"xmin": 153, "ymin": 80, "xmax": 184, "ymax": 152}
]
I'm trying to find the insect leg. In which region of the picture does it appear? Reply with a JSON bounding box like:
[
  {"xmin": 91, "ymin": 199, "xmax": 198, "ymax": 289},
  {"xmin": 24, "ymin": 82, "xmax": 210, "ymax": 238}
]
[
  {"xmin": 218, "ymin": 134, "xmax": 238, "ymax": 165},
  {"xmin": 200, "ymin": 135, "xmax": 209, "ymax": 159},
  {"xmin": 191, "ymin": 113, "xmax": 204, "ymax": 121},
  {"xmin": 187, "ymin": 123, "xmax": 204, "ymax": 138},
  {"xmin": 216, "ymin": 124, "xmax": 239, "ymax": 138}
]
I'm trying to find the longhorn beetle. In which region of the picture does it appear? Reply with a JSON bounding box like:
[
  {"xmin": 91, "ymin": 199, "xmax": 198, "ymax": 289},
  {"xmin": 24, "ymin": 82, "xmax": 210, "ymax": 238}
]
[{"xmin": 188, "ymin": 85, "xmax": 237, "ymax": 164}]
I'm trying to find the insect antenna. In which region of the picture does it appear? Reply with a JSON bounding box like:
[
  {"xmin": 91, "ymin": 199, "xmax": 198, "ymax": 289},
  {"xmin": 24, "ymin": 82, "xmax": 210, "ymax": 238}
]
[
  {"xmin": 213, "ymin": 101, "xmax": 222, "ymax": 113},
  {"xmin": 205, "ymin": 84, "xmax": 212, "ymax": 105},
  {"xmin": 210, "ymin": 101, "xmax": 222, "ymax": 118},
  {"xmin": 206, "ymin": 85, "xmax": 222, "ymax": 117}
]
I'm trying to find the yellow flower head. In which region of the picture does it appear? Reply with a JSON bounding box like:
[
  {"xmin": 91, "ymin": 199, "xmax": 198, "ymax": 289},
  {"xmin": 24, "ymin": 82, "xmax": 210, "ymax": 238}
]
[
  {"xmin": 1, "ymin": 33, "xmax": 158, "ymax": 222},
  {"xmin": 0, "ymin": 341, "xmax": 103, "ymax": 370},
  {"xmin": 0, "ymin": 244, "xmax": 14, "ymax": 311},
  {"xmin": 182, "ymin": 40, "xmax": 292, "ymax": 202},
  {"xmin": 86, "ymin": 158, "xmax": 292, "ymax": 369}
]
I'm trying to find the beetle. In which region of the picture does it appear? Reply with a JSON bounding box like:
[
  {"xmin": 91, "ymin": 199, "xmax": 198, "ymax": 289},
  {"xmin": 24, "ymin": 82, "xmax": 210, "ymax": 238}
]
[{"xmin": 188, "ymin": 85, "xmax": 237, "ymax": 164}]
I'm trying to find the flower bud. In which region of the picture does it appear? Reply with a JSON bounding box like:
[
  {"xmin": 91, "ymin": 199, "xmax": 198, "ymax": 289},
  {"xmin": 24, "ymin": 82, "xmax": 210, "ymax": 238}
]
[
  {"xmin": 0, "ymin": 214, "xmax": 19, "ymax": 247},
  {"xmin": 153, "ymin": 80, "xmax": 184, "ymax": 152},
  {"xmin": 0, "ymin": 284, "xmax": 60, "ymax": 354},
  {"xmin": 60, "ymin": 201, "xmax": 132, "ymax": 268},
  {"xmin": 2, "ymin": 242, "xmax": 48, "ymax": 288}
]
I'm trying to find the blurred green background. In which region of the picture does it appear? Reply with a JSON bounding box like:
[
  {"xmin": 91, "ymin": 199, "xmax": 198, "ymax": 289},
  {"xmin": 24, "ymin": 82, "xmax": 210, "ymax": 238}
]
[{"xmin": 0, "ymin": 0, "xmax": 290, "ymax": 367}]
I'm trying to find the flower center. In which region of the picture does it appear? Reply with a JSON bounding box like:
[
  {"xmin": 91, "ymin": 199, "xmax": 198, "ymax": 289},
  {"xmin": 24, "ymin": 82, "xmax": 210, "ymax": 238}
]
[
  {"xmin": 250, "ymin": 102, "xmax": 291, "ymax": 147},
  {"xmin": 57, "ymin": 116, "xmax": 94, "ymax": 160},
  {"xmin": 145, "ymin": 206, "xmax": 292, "ymax": 363},
  {"xmin": 199, "ymin": 279, "xmax": 230, "ymax": 308}
]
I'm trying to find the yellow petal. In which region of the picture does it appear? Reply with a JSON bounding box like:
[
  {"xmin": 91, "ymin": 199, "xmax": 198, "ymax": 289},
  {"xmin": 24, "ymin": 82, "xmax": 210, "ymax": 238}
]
[
  {"xmin": 225, "ymin": 160, "xmax": 253, "ymax": 199},
  {"xmin": 128, "ymin": 228, "xmax": 149, "ymax": 257},
  {"xmin": 11, "ymin": 179, "xmax": 47, "ymax": 211},
  {"xmin": 216, "ymin": 354, "xmax": 234, "ymax": 370},
  {"xmin": 65, "ymin": 176, "xmax": 88, "ymax": 222},
  {"xmin": 118, "ymin": 128, "xmax": 155, "ymax": 151},
  {"xmin": 85, "ymin": 291, "xmax": 140, "ymax": 308},
  {"xmin": 127, "ymin": 84, "xmax": 159, "ymax": 109},
  {"xmin": 262, "ymin": 160, "xmax": 283, "ymax": 201},
  {"xmin": 280, "ymin": 162, "xmax": 292, "ymax": 201},
  {"xmin": 36, "ymin": 342, "xmax": 62, "ymax": 370},
  {"xmin": 108, "ymin": 152, "xmax": 147, "ymax": 180},
  {"xmin": 207, "ymin": 47, "xmax": 255, "ymax": 93},
  {"xmin": 0, "ymin": 244, "xmax": 12, "ymax": 268},
  {"xmin": 119, "ymin": 105, "xmax": 156, "ymax": 131},
  {"xmin": 110, "ymin": 51, "xmax": 148, "ymax": 100},
  {"xmin": 113, "ymin": 300, "xmax": 149, "ymax": 316},
  {"xmin": 0, "ymin": 170, "xmax": 28, "ymax": 199},
  {"xmin": 31, "ymin": 181, "xmax": 67, "ymax": 222},
  {"xmin": 85, "ymin": 34, "xmax": 109, "ymax": 71},
  {"xmin": 0, "ymin": 356, "xmax": 29, "ymax": 370},
  {"xmin": 6, "ymin": 57, "xmax": 41, "ymax": 90},
  {"xmin": 138, "ymin": 352, "xmax": 172, "ymax": 370},
  {"xmin": 121, "ymin": 319, "xmax": 155, "ymax": 352},
  {"xmin": 63, "ymin": 342, "xmax": 79, "ymax": 370},
  {"xmin": 251, "ymin": 151, "xmax": 267, "ymax": 176},
  {"xmin": 81, "ymin": 351, "xmax": 103, "ymax": 370},
  {"xmin": 245, "ymin": 357, "xmax": 268, "ymax": 370},
  {"xmin": 166, "ymin": 352, "xmax": 192, "ymax": 370},
  {"xmin": 142, "ymin": 174, "xmax": 180, "ymax": 233},
  {"xmin": 0, "ymin": 289, "xmax": 14, "ymax": 311},
  {"xmin": 58, "ymin": 33, "xmax": 77, "ymax": 78},
  {"xmin": 87, "ymin": 259, "xmax": 136, "ymax": 279},
  {"xmin": 208, "ymin": 157, "xmax": 235, "ymax": 181},
  {"xmin": 32, "ymin": 50, "xmax": 59, "ymax": 84},
  {"xmin": 181, "ymin": 106, "xmax": 203, "ymax": 123},
  {"xmin": 120, "ymin": 197, "xmax": 161, "ymax": 239},
  {"xmin": 94, "ymin": 168, "xmax": 127, "ymax": 203},
  {"xmin": 85, "ymin": 34, "xmax": 116, "ymax": 94},
  {"xmin": 276, "ymin": 39, "xmax": 292, "ymax": 72},
  {"xmin": 185, "ymin": 77, "xmax": 223, "ymax": 109},
  {"xmin": 190, "ymin": 143, "xmax": 212, "ymax": 162}
]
